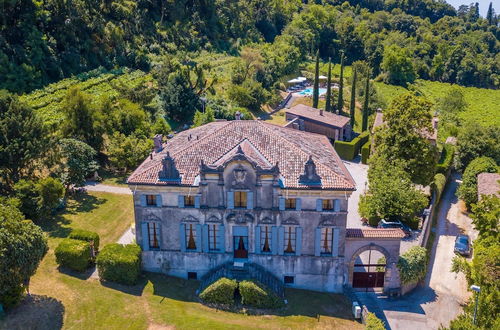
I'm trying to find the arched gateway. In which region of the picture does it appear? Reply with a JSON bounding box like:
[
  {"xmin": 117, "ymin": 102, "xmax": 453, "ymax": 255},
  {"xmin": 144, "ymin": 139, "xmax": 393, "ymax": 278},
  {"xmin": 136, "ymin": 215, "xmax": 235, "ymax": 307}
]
[{"xmin": 344, "ymin": 228, "xmax": 404, "ymax": 293}]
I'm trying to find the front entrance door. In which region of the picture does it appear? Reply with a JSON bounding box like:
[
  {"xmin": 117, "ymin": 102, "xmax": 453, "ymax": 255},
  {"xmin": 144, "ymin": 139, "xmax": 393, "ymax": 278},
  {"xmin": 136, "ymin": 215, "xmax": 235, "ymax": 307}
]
[{"xmin": 232, "ymin": 226, "xmax": 248, "ymax": 259}]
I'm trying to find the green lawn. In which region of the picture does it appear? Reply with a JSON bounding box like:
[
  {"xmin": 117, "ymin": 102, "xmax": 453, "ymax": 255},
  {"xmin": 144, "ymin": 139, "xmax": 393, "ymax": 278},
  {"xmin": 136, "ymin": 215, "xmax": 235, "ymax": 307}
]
[{"xmin": 2, "ymin": 191, "xmax": 362, "ymax": 330}]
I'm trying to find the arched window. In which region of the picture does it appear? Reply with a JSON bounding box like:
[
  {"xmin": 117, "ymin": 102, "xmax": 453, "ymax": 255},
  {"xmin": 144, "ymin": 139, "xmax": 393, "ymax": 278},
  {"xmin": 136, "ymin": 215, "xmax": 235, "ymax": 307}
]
[
  {"xmin": 186, "ymin": 223, "xmax": 197, "ymax": 250},
  {"xmin": 284, "ymin": 226, "xmax": 296, "ymax": 254},
  {"xmin": 321, "ymin": 227, "xmax": 333, "ymax": 254},
  {"xmin": 260, "ymin": 226, "xmax": 272, "ymax": 253}
]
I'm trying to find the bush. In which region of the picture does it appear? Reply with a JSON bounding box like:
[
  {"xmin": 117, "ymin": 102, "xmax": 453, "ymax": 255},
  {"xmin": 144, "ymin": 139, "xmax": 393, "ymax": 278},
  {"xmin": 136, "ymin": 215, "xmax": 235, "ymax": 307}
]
[
  {"xmin": 365, "ymin": 312, "xmax": 385, "ymax": 329},
  {"xmin": 69, "ymin": 229, "xmax": 100, "ymax": 251},
  {"xmin": 433, "ymin": 173, "xmax": 447, "ymax": 200},
  {"xmin": 199, "ymin": 278, "xmax": 237, "ymax": 305},
  {"xmin": 55, "ymin": 239, "xmax": 92, "ymax": 272},
  {"xmin": 407, "ymin": 216, "xmax": 420, "ymax": 230},
  {"xmin": 239, "ymin": 280, "xmax": 283, "ymax": 309},
  {"xmin": 334, "ymin": 131, "xmax": 370, "ymax": 160},
  {"xmin": 397, "ymin": 246, "xmax": 428, "ymax": 284},
  {"xmin": 436, "ymin": 144, "xmax": 454, "ymax": 174},
  {"xmin": 96, "ymin": 243, "xmax": 141, "ymax": 285},
  {"xmin": 457, "ymin": 156, "xmax": 498, "ymax": 208},
  {"xmin": 361, "ymin": 141, "xmax": 371, "ymax": 164}
]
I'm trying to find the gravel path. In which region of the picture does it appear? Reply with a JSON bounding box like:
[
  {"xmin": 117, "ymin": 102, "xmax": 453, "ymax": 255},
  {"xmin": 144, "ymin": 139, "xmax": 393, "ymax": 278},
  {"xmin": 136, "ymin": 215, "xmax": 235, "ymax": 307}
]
[
  {"xmin": 343, "ymin": 158, "xmax": 368, "ymax": 229},
  {"xmin": 85, "ymin": 182, "xmax": 132, "ymax": 195}
]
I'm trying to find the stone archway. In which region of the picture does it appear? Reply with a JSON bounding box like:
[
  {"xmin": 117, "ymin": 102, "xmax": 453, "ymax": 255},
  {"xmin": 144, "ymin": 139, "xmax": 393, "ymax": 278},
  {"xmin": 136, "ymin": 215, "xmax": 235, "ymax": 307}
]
[{"xmin": 348, "ymin": 244, "xmax": 392, "ymax": 292}]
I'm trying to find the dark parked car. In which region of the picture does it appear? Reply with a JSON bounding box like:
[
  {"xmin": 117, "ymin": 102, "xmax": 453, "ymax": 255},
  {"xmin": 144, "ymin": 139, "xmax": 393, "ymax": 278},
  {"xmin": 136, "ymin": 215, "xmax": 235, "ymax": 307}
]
[
  {"xmin": 454, "ymin": 235, "xmax": 471, "ymax": 256},
  {"xmin": 377, "ymin": 220, "xmax": 412, "ymax": 237}
]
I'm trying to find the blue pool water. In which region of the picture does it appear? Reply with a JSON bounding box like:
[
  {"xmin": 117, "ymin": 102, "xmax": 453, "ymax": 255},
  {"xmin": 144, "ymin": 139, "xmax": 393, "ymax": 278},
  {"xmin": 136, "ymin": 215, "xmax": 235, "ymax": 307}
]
[{"xmin": 298, "ymin": 87, "xmax": 327, "ymax": 96}]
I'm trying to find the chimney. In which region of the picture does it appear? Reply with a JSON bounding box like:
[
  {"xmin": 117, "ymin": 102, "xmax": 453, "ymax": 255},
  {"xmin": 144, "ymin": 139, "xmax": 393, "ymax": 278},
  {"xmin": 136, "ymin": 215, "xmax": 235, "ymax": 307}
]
[
  {"xmin": 153, "ymin": 134, "xmax": 163, "ymax": 153},
  {"xmin": 235, "ymin": 111, "xmax": 241, "ymax": 120},
  {"xmin": 319, "ymin": 108, "xmax": 324, "ymax": 116}
]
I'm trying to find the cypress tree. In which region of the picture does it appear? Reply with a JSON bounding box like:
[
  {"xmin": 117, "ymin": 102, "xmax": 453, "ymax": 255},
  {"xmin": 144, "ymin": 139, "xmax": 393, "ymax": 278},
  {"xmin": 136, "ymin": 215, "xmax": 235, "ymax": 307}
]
[
  {"xmin": 337, "ymin": 51, "xmax": 344, "ymax": 114},
  {"xmin": 349, "ymin": 68, "xmax": 357, "ymax": 128},
  {"xmin": 486, "ymin": 2, "xmax": 494, "ymax": 25},
  {"xmin": 325, "ymin": 59, "xmax": 332, "ymax": 112},
  {"xmin": 362, "ymin": 74, "xmax": 370, "ymax": 132},
  {"xmin": 312, "ymin": 49, "xmax": 320, "ymax": 109}
]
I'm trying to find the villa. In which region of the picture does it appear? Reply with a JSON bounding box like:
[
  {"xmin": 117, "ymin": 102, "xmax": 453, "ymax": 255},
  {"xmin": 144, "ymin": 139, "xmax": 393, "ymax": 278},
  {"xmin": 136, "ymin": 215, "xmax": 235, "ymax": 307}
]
[{"xmin": 127, "ymin": 120, "xmax": 404, "ymax": 293}]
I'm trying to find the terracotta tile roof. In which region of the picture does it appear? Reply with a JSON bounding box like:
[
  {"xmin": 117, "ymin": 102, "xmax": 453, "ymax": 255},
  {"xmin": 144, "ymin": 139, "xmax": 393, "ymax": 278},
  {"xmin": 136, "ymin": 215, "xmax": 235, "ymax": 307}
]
[
  {"xmin": 346, "ymin": 228, "xmax": 405, "ymax": 239},
  {"xmin": 127, "ymin": 120, "xmax": 355, "ymax": 190},
  {"xmin": 477, "ymin": 172, "xmax": 500, "ymax": 199},
  {"xmin": 286, "ymin": 104, "xmax": 350, "ymax": 128}
]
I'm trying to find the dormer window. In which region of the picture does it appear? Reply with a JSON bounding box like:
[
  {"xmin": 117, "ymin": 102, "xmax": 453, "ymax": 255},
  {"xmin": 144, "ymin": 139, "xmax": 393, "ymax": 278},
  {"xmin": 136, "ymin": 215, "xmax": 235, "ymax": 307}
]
[{"xmin": 234, "ymin": 191, "xmax": 247, "ymax": 208}]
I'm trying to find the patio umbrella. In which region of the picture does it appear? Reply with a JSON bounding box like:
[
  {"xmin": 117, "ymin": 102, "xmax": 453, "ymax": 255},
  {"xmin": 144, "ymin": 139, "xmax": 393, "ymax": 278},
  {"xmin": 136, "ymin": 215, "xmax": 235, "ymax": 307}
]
[
  {"xmin": 318, "ymin": 75, "xmax": 327, "ymax": 80},
  {"xmin": 287, "ymin": 78, "xmax": 302, "ymax": 83}
]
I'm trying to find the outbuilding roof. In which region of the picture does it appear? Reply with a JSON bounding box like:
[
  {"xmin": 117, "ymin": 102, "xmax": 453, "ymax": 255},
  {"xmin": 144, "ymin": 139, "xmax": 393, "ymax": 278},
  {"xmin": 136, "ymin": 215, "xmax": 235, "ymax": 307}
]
[
  {"xmin": 477, "ymin": 172, "xmax": 500, "ymax": 199},
  {"xmin": 286, "ymin": 104, "xmax": 350, "ymax": 128},
  {"xmin": 127, "ymin": 120, "xmax": 355, "ymax": 190}
]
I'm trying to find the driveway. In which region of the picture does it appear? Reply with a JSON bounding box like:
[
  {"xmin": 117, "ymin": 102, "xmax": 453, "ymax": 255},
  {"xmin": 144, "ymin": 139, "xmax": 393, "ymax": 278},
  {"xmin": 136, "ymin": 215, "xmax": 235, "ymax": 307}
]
[
  {"xmin": 343, "ymin": 158, "xmax": 368, "ymax": 228},
  {"xmin": 359, "ymin": 173, "xmax": 474, "ymax": 329},
  {"xmin": 85, "ymin": 181, "xmax": 132, "ymax": 195}
]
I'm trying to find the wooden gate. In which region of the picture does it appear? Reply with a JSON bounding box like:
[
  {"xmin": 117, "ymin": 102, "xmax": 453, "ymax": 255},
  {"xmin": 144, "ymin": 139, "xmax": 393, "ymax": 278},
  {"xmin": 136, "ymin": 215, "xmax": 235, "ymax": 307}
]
[{"xmin": 352, "ymin": 270, "xmax": 385, "ymax": 288}]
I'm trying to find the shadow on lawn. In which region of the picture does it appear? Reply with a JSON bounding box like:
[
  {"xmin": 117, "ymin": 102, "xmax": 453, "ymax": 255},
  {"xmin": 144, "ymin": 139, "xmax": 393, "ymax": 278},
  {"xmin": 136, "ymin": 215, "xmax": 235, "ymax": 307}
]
[
  {"xmin": 145, "ymin": 273, "xmax": 356, "ymax": 321},
  {"xmin": 1, "ymin": 295, "xmax": 64, "ymax": 330},
  {"xmin": 100, "ymin": 278, "xmax": 148, "ymax": 296}
]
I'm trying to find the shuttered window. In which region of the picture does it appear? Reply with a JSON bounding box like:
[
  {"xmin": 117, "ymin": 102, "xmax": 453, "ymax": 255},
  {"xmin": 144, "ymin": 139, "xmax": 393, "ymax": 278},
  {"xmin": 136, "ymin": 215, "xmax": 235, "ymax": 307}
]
[
  {"xmin": 285, "ymin": 198, "xmax": 296, "ymax": 210},
  {"xmin": 322, "ymin": 199, "xmax": 334, "ymax": 210},
  {"xmin": 283, "ymin": 226, "xmax": 296, "ymax": 254},
  {"xmin": 234, "ymin": 191, "xmax": 247, "ymax": 208},
  {"xmin": 260, "ymin": 226, "xmax": 272, "ymax": 253},
  {"xmin": 208, "ymin": 224, "xmax": 218, "ymax": 251},
  {"xmin": 185, "ymin": 223, "xmax": 197, "ymax": 250},
  {"xmin": 320, "ymin": 227, "xmax": 333, "ymax": 254},
  {"xmin": 184, "ymin": 195, "xmax": 195, "ymax": 207},
  {"xmin": 146, "ymin": 195, "xmax": 157, "ymax": 206},
  {"xmin": 148, "ymin": 222, "xmax": 160, "ymax": 249}
]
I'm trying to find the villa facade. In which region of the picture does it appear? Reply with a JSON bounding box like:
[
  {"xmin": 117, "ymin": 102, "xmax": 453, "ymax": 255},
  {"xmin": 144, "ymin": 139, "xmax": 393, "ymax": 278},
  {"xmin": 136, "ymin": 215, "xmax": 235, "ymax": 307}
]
[{"xmin": 128, "ymin": 120, "xmax": 403, "ymax": 293}]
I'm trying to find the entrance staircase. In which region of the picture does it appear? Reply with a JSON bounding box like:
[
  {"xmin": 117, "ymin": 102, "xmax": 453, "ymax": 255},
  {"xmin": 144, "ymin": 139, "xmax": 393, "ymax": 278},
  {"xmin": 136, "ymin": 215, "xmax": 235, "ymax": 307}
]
[{"xmin": 198, "ymin": 262, "xmax": 285, "ymax": 298}]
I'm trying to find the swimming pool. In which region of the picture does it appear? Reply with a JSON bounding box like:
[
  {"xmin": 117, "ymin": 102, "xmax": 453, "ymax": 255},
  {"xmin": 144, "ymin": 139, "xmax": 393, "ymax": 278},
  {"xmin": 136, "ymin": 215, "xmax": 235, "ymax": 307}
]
[{"xmin": 297, "ymin": 88, "xmax": 327, "ymax": 96}]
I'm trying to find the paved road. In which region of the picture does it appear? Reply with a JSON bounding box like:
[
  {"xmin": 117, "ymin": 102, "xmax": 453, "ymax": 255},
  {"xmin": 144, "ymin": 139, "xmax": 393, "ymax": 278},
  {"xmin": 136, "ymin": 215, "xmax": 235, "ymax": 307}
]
[
  {"xmin": 85, "ymin": 181, "xmax": 132, "ymax": 195},
  {"xmin": 344, "ymin": 159, "xmax": 368, "ymax": 229},
  {"xmin": 360, "ymin": 174, "xmax": 474, "ymax": 330}
]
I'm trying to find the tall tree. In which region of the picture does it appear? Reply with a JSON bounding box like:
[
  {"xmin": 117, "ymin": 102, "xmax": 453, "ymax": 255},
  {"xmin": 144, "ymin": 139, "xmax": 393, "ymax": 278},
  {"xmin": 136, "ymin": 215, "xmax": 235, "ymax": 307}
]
[
  {"xmin": 337, "ymin": 51, "xmax": 345, "ymax": 114},
  {"xmin": 312, "ymin": 49, "xmax": 320, "ymax": 109},
  {"xmin": 486, "ymin": 2, "xmax": 495, "ymax": 25},
  {"xmin": 373, "ymin": 92, "xmax": 438, "ymax": 185},
  {"xmin": 349, "ymin": 67, "xmax": 357, "ymax": 128},
  {"xmin": 0, "ymin": 203, "xmax": 48, "ymax": 307},
  {"xmin": 325, "ymin": 59, "xmax": 333, "ymax": 112},
  {"xmin": 361, "ymin": 74, "xmax": 370, "ymax": 132},
  {"xmin": 0, "ymin": 91, "xmax": 46, "ymax": 188}
]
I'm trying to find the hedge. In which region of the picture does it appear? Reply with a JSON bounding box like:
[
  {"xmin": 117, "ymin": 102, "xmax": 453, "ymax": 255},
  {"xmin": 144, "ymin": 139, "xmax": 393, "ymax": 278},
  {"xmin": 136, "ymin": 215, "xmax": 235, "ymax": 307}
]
[
  {"xmin": 365, "ymin": 312, "xmax": 385, "ymax": 329},
  {"xmin": 96, "ymin": 243, "xmax": 142, "ymax": 285},
  {"xmin": 334, "ymin": 131, "xmax": 370, "ymax": 160},
  {"xmin": 436, "ymin": 144, "xmax": 454, "ymax": 174},
  {"xmin": 199, "ymin": 278, "xmax": 237, "ymax": 305},
  {"xmin": 69, "ymin": 229, "xmax": 100, "ymax": 251},
  {"xmin": 239, "ymin": 280, "xmax": 283, "ymax": 309},
  {"xmin": 361, "ymin": 141, "xmax": 371, "ymax": 164},
  {"xmin": 55, "ymin": 238, "xmax": 92, "ymax": 272},
  {"xmin": 433, "ymin": 173, "xmax": 447, "ymax": 201}
]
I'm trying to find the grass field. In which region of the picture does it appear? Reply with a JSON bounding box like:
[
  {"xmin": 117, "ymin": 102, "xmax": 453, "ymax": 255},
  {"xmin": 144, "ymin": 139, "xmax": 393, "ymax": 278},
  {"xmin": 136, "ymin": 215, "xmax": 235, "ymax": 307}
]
[{"xmin": 1, "ymin": 191, "xmax": 362, "ymax": 330}]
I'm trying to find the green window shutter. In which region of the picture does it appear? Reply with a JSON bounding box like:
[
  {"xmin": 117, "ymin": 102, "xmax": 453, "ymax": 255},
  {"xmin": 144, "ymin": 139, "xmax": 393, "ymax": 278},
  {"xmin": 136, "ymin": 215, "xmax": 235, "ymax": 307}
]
[
  {"xmin": 278, "ymin": 226, "xmax": 285, "ymax": 255},
  {"xmin": 156, "ymin": 194, "xmax": 162, "ymax": 207},
  {"xmin": 195, "ymin": 224, "xmax": 202, "ymax": 252},
  {"xmin": 271, "ymin": 226, "xmax": 278, "ymax": 254},
  {"xmin": 140, "ymin": 195, "xmax": 147, "ymax": 207},
  {"xmin": 180, "ymin": 223, "xmax": 186, "ymax": 252},
  {"xmin": 316, "ymin": 199, "xmax": 323, "ymax": 212},
  {"xmin": 217, "ymin": 225, "xmax": 225, "ymax": 252},
  {"xmin": 254, "ymin": 226, "xmax": 261, "ymax": 253},
  {"xmin": 227, "ymin": 191, "xmax": 234, "ymax": 209},
  {"xmin": 194, "ymin": 195, "xmax": 201, "ymax": 209},
  {"xmin": 296, "ymin": 198, "xmax": 302, "ymax": 211},
  {"xmin": 296, "ymin": 227, "xmax": 303, "ymax": 256},
  {"xmin": 334, "ymin": 199, "xmax": 340, "ymax": 212},
  {"xmin": 247, "ymin": 191, "xmax": 254, "ymax": 209},
  {"xmin": 333, "ymin": 228, "xmax": 340, "ymax": 257},
  {"xmin": 314, "ymin": 228, "xmax": 321, "ymax": 256},
  {"xmin": 178, "ymin": 195, "xmax": 185, "ymax": 208},
  {"xmin": 142, "ymin": 222, "xmax": 149, "ymax": 251},
  {"xmin": 202, "ymin": 224, "xmax": 209, "ymax": 252},
  {"xmin": 279, "ymin": 197, "xmax": 285, "ymax": 211}
]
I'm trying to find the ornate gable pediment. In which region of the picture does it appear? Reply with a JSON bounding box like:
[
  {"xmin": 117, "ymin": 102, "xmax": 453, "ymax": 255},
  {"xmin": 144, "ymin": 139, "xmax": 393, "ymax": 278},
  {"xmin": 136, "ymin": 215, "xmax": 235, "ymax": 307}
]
[
  {"xmin": 319, "ymin": 215, "xmax": 337, "ymax": 227},
  {"xmin": 227, "ymin": 212, "xmax": 254, "ymax": 224},
  {"xmin": 181, "ymin": 215, "xmax": 199, "ymax": 223},
  {"xmin": 144, "ymin": 212, "xmax": 162, "ymax": 222},
  {"xmin": 159, "ymin": 152, "xmax": 181, "ymax": 184},
  {"xmin": 206, "ymin": 215, "xmax": 222, "ymax": 223},
  {"xmin": 282, "ymin": 217, "xmax": 299, "ymax": 225},
  {"xmin": 299, "ymin": 155, "xmax": 322, "ymax": 187},
  {"xmin": 259, "ymin": 217, "xmax": 275, "ymax": 225}
]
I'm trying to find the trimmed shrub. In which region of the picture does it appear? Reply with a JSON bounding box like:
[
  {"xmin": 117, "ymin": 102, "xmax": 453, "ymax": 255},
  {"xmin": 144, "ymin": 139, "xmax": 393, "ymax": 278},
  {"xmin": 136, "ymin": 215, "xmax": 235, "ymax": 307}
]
[
  {"xmin": 334, "ymin": 131, "xmax": 370, "ymax": 160},
  {"xmin": 361, "ymin": 141, "xmax": 371, "ymax": 164},
  {"xmin": 407, "ymin": 216, "xmax": 420, "ymax": 230},
  {"xmin": 199, "ymin": 277, "xmax": 237, "ymax": 305},
  {"xmin": 397, "ymin": 246, "xmax": 428, "ymax": 284},
  {"xmin": 96, "ymin": 243, "xmax": 141, "ymax": 285},
  {"xmin": 365, "ymin": 312, "xmax": 385, "ymax": 329},
  {"xmin": 433, "ymin": 173, "xmax": 447, "ymax": 200},
  {"xmin": 55, "ymin": 238, "xmax": 92, "ymax": 272},
  {"xmin": 436, "ymin": 144, "xmax": 454, "ymax": 174},
  {"xmin": 69, "ymin": 229, "xmax": 100, "ymax": 251},
  {"xmin": 239, "ymin": 280, "xmax": 283, "ymax": 309}
]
